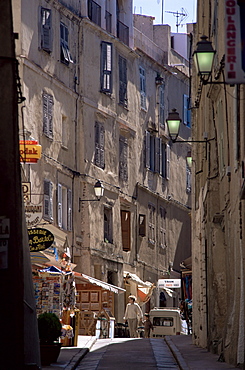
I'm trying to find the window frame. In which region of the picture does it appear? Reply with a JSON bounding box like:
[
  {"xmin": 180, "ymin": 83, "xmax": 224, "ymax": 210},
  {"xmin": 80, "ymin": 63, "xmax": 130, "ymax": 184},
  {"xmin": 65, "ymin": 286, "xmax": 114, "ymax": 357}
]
[
  {"xmin": 148, "ymin": 203, "xmax": 156, "ymax": 246},
  {"xmin": 40, "ymin": 7, "xmax": 52, "ymax": 53},
  {"xmin": 94, "ymin": 121, "xmax": 105, "ymax": 169},
  {"xmin": 139, "ymin": 66, "xmax": 146, "ymax": 110},
  {"xmin": 101, "ymin": 42, "xmax": 112, "ymax": 93},
  {"xmin": 119, "ymin": 135, "xmax": 128, "ymax": 182},
  {"xmin": 60, "ymin": 22, "xmax": 73, "ymax": 65},
  {"xmin": 43, "ymin": 92, "xmax": 54, "ymax": 139},
  {"xmin": 119, "ymin": 55, "xmax": 127, "ymax": 107},
  {"xmin": 121, "ymin": 210, "xmax": 131, "ymax": 251}
]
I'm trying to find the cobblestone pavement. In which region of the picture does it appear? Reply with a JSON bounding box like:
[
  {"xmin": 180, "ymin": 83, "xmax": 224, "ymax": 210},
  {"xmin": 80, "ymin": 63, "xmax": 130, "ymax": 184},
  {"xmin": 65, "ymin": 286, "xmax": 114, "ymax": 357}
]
[{"xmin": 75, "ymin": 337, "xmax": 179, "ymax": 370}]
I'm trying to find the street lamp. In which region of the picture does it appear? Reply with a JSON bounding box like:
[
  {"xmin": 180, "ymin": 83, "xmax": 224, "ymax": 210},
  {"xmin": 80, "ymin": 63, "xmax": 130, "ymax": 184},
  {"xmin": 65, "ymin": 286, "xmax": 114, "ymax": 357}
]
[
  {"xmin": 186, "ymin": 151, "xmax": 192, "ymax": 169},
  {"xmin": 166, "ymin": 108, "xmax": 215, "ymax": 158},
  {"xmin": 79, "ymin": 180, "xmax": 104, "ymax": 211},
  {"xmin": 193, "ymin": 35, "xmax": 216, "ymax": 83},
  {"xmin": 166, "ymin": 108, "xmax": 182, "ymax": 142}
]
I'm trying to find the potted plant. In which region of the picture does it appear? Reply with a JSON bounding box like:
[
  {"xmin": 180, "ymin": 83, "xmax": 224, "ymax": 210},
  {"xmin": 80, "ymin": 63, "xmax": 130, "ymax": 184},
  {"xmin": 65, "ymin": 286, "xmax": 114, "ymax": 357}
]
[{"xmin": 38, "ymin": 312, "xmax": 62, "ymax": 366}]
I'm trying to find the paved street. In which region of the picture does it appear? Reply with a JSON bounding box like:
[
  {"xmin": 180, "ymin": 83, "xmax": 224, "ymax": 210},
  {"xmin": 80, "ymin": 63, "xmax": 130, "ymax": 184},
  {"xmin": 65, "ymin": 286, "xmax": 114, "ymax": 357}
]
[{"xmin": 75, "ymin": 337, "xmax": 179, "ymax": 370}]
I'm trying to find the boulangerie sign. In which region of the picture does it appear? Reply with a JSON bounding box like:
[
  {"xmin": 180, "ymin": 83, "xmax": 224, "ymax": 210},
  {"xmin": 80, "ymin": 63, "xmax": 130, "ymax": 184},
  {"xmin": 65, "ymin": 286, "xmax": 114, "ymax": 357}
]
[{"xmin": 225, "ymin": 0, "xmax": 245, "ymax": 84}]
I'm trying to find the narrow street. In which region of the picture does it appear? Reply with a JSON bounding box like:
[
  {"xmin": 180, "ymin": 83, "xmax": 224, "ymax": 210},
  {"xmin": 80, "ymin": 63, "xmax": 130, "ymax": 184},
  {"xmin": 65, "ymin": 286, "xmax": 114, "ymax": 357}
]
[{"xmin": 75, "ymin": 337, "xmax": 180, "ymax": 370}]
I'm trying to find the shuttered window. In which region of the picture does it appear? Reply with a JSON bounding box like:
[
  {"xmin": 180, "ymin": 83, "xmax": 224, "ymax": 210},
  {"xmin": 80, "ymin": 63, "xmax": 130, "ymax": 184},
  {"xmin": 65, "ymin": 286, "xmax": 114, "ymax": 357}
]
[
  {"xmin": 121, "ymin": 210, "xmax": 130, "ymax": 251},
  {"xmin": 94, "ymin": 121, "xmax": 105, "ymax": 169},
  {"xmin": 159, "ymin": 207, "xmax": 166, "ymax": 248},
  {"xmin": 57, "ymin": 184, "xmax": 72, "ymax": 230},
  {"xmin": 40, "ymin": 8, "xmax": 52, "ymax": 52},
  {"xmin": 148, "ymin": 204, "xmax": 155, "ymax": 245},
  {"xmin": 101, "ymin": 42, "xmax": 112, "ymax": 93},
  {"xmin": 140, "ymin": 66, "xmax": 146, "ymax": 110},
  {"xmin": 43, "ymin": 92, "xmax": 53, "ymax": 139},
  {"xmin": 44, "ymin": 180, "xmax": 53, "ymax": 221},
  {"xmin": 104, "ymin": 207, "xmax": 113, "ymax": 243},
  {"xmin": 119, "ymin": 55, "xmax": 127, "ymax": 107},
  {"xmin": 183, "ymin": 94, "xmax": 191, "ymax": 127},
  {"xmin": 119, "ymin": 136, "xmax": 128, "ymax": 182}
]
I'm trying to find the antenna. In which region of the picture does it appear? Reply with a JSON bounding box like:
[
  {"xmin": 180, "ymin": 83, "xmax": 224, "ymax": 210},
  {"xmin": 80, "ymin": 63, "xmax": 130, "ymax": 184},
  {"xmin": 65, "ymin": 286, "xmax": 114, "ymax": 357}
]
[{"xmin": 165, "ymin": 8, "xmax": 188, "ymax": 32}]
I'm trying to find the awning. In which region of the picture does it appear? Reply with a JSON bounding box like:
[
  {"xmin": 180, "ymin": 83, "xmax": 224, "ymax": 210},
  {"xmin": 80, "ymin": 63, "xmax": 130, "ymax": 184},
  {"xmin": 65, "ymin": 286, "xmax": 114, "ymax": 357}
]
[
  {"xmin": 123, "ymin": 271, "xmax": 152, "ymax": 288},
  {"xmin": 42, "ymin": 224, "xmax": 67, "ymax": 249},
  {"xmin": 75, "ymin": 273, "xmax": 126, "ymax": 294},
  {"xmin": 30, "ymin": 251, "xmax": 50, "ymax": 264}
]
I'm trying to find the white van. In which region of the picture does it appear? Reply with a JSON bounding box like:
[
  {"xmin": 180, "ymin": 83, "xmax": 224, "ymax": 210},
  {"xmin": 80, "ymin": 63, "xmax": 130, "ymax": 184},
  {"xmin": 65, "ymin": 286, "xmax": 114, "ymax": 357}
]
[{"xmin": 149, "ymin": 307, "xmax": 188, "ymax": 337}]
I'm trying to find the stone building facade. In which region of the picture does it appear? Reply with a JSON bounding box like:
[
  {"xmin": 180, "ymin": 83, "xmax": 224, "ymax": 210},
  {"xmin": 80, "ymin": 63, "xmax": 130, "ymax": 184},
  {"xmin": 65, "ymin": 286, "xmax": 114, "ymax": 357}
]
[
  {"xmin": 13, "ymin": 0, "xmax": 192, "ymax": 323},
  {"xmin": 192, "ymin": 1, "xmax": 245, "ymax": 366}
]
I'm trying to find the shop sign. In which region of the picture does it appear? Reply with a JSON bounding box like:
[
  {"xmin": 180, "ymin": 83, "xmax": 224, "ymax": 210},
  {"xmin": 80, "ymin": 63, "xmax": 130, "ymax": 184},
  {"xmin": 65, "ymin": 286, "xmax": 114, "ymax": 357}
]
[
  {"xmin": 158, "ymin": 279, "xmax": 181, "ymax": 288},
  {"xmin": 28, "ymin": 227, "xmax": 54, "ymax": 252},
  {"xmin": 19, "ymin": 140, "xmax": 42, "ymax": 163},
  {"xmin": 22, "ymin": 182, "xmax": 31, "ymax": 202},
  {"xmin": 25, "ymin": 204, "xmax": 43, "ymax": 227},
  {"xmin": 225, "ymin": 1, "xmax": 245, "ymax": 84}
]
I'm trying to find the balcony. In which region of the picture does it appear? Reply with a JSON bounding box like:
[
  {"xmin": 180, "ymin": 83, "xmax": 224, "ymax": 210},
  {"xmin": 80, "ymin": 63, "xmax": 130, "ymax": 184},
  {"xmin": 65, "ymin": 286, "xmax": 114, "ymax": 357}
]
[
  {"xmin": 117, "ymin": 20, "xmax": 129, "ymax": 46},
  {"xmin": 88, "ymin": 0, "xmax": 101, "ymax": 27}
]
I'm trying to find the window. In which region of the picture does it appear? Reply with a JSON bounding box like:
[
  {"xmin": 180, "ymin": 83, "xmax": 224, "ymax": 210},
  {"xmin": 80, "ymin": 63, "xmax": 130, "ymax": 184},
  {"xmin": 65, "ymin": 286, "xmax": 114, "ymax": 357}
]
[
  {"xmin": 119, "ymin": 55, "xmax": 127, "ymax": 107},
  {"xmin": 40, "ymin": 8, "xmax": 52, "ymax": 52},
  {"xmin": 88, "ymin": 0, "xmax": 101, "ymax": 27},
  {"xmin": 104, "ymin": 207, "xmax": 113, "ymax": 243},
  {"xmin": 159, "ymin": 84, "xmax": 165, "ymax": 126},
  {"xmin": 121, "ymin": 210, "xmax": 130, "ymax": 251},
  {"xmin": 43, "ymin": 92, "xmax": 53, "ymax": 139},
  {"xmin": 145, "ymin": 132, "xmax": 163, "ymax": 174},
  {"xmin": 94, "ymin": 121, "xmax": 105, "ymax": 169},
  {"xmin": 183, "ymin": 94, "xmax": 191, "ymax": 127},
  {"xmin": 140, "ymin": 67, "xmax": 146, "ymax": 110},
  {"xmin": 139, "ymin": 214, "xmax": 146, "ymax": 237},
  {"xmin": 60, "ymin": 23, "xmax": 73, "ymax": 65},
  {"xmin": 159, "ymin": 207, "xmax": 166, "ymax": 248},
  {"xmin": 148, "ymin": 204, "xmax": 155, "ymax": 245},
  {"xmin": 43, "ymin": 180, "xmax": 53, "ymax": 221},
  {"xmin": 119, "ymin": 136, "xmax": 128, "ymax": 182},
  {"xmin": 57, "ymin": 184, "xmax": 72, "ymax": 231},
  {"xmin": 101, "ymin": 42, "xmax": 112, "ymax": 93}
]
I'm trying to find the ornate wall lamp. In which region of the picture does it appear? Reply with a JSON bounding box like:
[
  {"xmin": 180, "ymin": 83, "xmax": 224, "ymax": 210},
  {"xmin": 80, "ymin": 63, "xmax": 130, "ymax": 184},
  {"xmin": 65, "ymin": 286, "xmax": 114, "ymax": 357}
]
[
  {"xmin": 79, "ymin": 180, "xmax": 104, "ymax": 211},
  {"xmin": 166, "ymin": 108, "xmax": 215, "ymax": 158},
  {"xmin": 193, "ymin": 35, "xmax": 225, "ymax": 85}
]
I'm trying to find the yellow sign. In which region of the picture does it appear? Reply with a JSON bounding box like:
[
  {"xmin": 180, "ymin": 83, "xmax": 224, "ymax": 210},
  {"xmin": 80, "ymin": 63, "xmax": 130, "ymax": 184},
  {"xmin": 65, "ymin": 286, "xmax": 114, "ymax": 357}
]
[{"xmin": 20, "ymin": 140, "xmax": 42, "ymax": 163}]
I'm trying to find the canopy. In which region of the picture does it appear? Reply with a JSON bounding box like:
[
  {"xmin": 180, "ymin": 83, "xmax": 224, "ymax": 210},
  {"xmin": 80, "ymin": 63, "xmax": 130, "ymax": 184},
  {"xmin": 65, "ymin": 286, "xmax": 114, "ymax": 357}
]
[
  {"xmin": 124, "ymin": 271, "xmax": 152, "ymax": 287},
  {"xmin": 39, "ymin": 265, "xmax": 63, "ymax": 275},
  {"xmin": 75, "ymin": 273, "xmax": 125, "ymax": 294}
]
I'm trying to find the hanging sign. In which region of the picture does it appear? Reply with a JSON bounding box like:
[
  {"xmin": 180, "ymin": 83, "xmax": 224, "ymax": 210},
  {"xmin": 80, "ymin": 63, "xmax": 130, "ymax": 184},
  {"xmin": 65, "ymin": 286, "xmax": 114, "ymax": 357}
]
[
  {"xmin": 28, "ymin": 227, "xmax": 54, "ymax": 252},
  {"xmin": 158, "ymin": 279, "xmax": 181, "ymax": 288},
  {"xmin": 25, "ymin": 204, "xmax": 43, "ymax": 227},
  {"xmin": 20, "ymin": 140, "xmax": 42, "ymax": 163},
  {"xmin": 225, "ymin": 1, "xmax": 245, "ymax": 84}
]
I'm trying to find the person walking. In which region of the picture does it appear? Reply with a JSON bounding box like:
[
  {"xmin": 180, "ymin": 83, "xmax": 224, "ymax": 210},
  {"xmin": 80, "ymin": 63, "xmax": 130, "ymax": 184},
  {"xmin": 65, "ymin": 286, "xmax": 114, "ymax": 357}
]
[
  {"xmin": 143, "ymin": 313, "xmax": 153, "ymax": 338},
  {"xmin": 124, "ymin": 295, "xmax": 143, "ymax": 338}
]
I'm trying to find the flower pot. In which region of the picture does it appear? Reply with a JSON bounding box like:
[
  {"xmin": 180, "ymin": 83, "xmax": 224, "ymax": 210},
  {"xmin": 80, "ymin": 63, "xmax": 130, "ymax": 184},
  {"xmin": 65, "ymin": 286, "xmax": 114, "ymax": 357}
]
[{"xmin": 40, "ymin": 343, "xmax": 62, "ymax": 366}]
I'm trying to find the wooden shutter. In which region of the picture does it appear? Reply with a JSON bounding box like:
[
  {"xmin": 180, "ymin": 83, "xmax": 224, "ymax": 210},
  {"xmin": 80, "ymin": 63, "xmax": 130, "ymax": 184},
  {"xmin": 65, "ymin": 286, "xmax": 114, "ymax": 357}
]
[
  {"xmin": 43, "ymin": 92, "xmax": 53, "ymax": 138},
  {"xmin": 155, "ymin": 137, "xmax": 161, "ymax": 173},
  {"xmin": 67, "ymin": 189, "xmax": 72, "ymax": 231},
  {"xmin": 41, "ymin": 8, "xmax": 52, "ymax": 52},
  {"xmin": 101, "ymin": 42, "xmax": 112, "ymax": 93},
  {"xmin": 140, "ymin": 67, "xmax": 146, "ymax": 109},
  {"xmin": 94, "ymin": 122, "xmax": 105, "ymax": 169},
  {"xmin": 119, "ymin": 56, "xmax": 127, "ymax": 106},
  {"xmin": 57, "ymin": 183, "xmax": 62, "ymax": 228},
  {"xmin": 119, "ymin": 136, "xmax": 128, "ymax": 181},
  {"xmin": 145, "ymin": 131, "xmax": 150, "ymax": 169},
  {"xmin": 166, "ymin": 144, "xmax": 170, "ymax": 180},
  {"xmin": 121, "ymin": 210, "xmax": 130, "ymax": 251},
  {"xmin": 159, "ymin": 85, "xmax": 164, "ymax": 125},
  {"xmin": 44, "ymin": 180, "xmax": 53, "ymax": 220}
]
